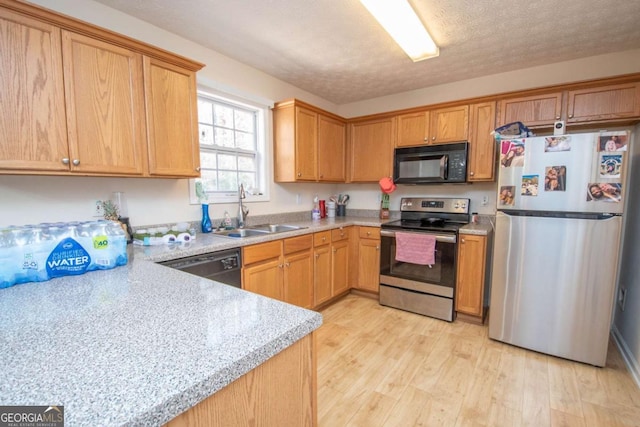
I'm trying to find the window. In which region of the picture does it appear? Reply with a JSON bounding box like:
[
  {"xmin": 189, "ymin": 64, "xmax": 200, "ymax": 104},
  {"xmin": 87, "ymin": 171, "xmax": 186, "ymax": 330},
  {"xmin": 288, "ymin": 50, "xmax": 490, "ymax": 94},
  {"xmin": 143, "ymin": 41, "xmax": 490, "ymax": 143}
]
[{"xmin": 190, "ymin": 91, "xmax": 268, "ymax": 204}]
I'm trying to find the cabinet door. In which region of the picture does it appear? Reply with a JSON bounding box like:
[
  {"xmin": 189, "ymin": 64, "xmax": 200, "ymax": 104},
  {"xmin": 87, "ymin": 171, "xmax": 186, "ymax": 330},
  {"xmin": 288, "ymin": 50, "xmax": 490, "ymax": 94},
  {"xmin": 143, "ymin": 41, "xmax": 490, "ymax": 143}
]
[
  {"xmin": 497, "ymin": 92, "xmax": 563, "ymax": 128},
  {"xmin": 62, "ymin": 31, "xmax": 146, "ymax": 175},
  {"xmin": 243, "ymin": 258, "xmax": 283, "ymax": 301},
  {"xmin": 356, "ymin": 238, "xmax": 380, "ymax": 292},
  {"xmin": 144, "ymin": 57, "xmax": 200, "ymax": 177},
  {"xmin": 284, "ymin": 250, "xmax": 314, "ymax": 308},
  {"xmin": 429, "ymin": 105, "xmax": 469, "ymax": 144},
  {"xmin": 566, "ymin": 83, "xmax": 640, "ymax": 123},
  {"xmin": 294, "ymin": 106, "xmax": 318, "ymax": 181},
  {"xmin": 468, "ymin": 102, "xmax": 496, "ymax": 182},
  {"xmin": 396, "ymin": 111, "xmax": 429, "ymax": 147},
  {"xmin": 317, "ymin": 114, "xmax": 345, "ymax": 181},
  {"xmin": 0, "ymin": 10, "xmax": 68, "ymax": 172},
  {"xmin": 349, "ymin": 118, "xmax": 394, "ymax": 182},
  {"xmin": 455, "ymin": 234, "xmax": 487, "ymax": 316},
  {"xmin": 331, "ymin": 240, "xmax": 350, "ymax": 296},
  {"xmin": 314, "ymin": 245, "xmax": 332, "ymax": 306}
]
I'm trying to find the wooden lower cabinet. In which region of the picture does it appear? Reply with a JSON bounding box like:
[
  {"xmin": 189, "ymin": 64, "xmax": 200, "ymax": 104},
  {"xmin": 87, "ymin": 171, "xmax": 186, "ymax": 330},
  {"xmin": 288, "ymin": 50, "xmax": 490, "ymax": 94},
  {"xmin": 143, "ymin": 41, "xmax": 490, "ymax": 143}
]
[
  {"xmin": 354, "ymin": 226, "xmax": 381, "ymax": 293},
  {"xmin": 330, "ymin": 228, "xmax": 350, "ymax": 296},
  {"xmin": 166, "ymin": 333, "xmax": 316, "ymax": 427},
  {"xmin": 242, "ymin": 235, "xmax": 313, "ymax": 308},
  {"xmin": 455, "ymin": 233, "xmax": 489, "ymax": 322},
  {"xmin": 313, "ymin": 231, "xmax": 332, "ymax": 306}
]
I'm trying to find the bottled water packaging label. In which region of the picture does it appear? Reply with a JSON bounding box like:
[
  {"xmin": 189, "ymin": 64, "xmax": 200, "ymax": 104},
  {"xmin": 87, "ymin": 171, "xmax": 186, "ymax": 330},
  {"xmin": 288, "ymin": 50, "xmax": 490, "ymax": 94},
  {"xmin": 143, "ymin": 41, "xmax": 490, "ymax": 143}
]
[{"xmin": 46, "ymin": 238, "xmax": 92, "ymax": 278}]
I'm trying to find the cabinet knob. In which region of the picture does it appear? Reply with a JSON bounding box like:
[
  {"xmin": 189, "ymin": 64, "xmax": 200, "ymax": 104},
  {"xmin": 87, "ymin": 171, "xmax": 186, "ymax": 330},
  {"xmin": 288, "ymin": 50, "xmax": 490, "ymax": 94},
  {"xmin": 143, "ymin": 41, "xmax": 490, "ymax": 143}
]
[
  {"xmin": 320, "ymin": 174, "xmax": 323, "ymax": 179},
  {"xmin": 367, "ymin": 231, "xmax": 371, "ymax": 236},
  {"xmin": 461, "ymin": 238, "xmax": 465, "ymax": 243},
  {"xmin": 72, "ymin": 159, "xmax": 80, "ymax": 166},
  {"xmin": 469, "ymin": 171, "xmax": 474, "ymax": 176},
  {"xmin": 315, "ymin": 253, "xmax": 319, "ymax": 259},
  {"xmin": 423, "ymin": 137, "xmax": 428, "ymax": 141},
  {"xmin": 322, "ymin": 237, "xmax": 326, "ymax": 241},
  {"xmin": 195, "ymin": 167, "xmax": 201, "ymax": 172},
  {"xmin": 297, "ymin": 172, "xmax": 302, "ymax": 177},
  {"xmin": 332, "ymin": 248, "xmax": 337, "ymax": 253},
  {"xmin": 285, "ymin": 262, "xmax": 290, "ymax": 267},
  {"xmin": 555, "ymin": 115, "xmax": 561, "ymax": 120},
  {"xmin": 278, "ymin": 264, "xmax": 284, "ymax": 268},
  {"xmin": 568, "ymin": 114, "xmax": 573, "ymax": 118},
  {"xmin": 61, "ymin": 158, "xmax": 70, "ymax": 165},
  {"xmin": 432, "ymin": 136, "xmax": 436, "ymax": 141},
  {"xmin": 376, "ymin": 246, "xmax": 380, "ymax": 251}
]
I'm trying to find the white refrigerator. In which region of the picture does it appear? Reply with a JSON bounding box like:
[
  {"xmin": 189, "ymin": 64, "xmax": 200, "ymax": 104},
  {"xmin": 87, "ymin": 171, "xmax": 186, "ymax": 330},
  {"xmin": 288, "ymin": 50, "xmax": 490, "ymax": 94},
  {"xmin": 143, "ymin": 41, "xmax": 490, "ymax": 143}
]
[{"xmin": 488, "ymin": 131, "xmax": 630, "ymax": 366}]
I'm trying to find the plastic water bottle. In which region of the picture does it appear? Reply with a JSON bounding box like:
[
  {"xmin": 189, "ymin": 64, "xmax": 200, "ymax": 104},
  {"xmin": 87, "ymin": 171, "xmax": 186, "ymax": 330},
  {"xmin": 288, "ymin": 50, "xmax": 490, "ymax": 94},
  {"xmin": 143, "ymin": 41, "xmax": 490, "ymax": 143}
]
[{"xmin": 0, "ymin": 227, "xmax": 17, "ymax": 288}]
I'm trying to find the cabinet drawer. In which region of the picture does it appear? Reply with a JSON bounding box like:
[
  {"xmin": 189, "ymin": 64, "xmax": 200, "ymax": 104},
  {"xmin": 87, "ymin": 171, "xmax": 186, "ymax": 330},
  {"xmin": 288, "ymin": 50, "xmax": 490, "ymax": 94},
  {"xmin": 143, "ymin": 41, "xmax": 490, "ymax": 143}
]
[
  {"xmin": 284, "ymin": 234, "xmax": 313, "ymax": 255},
  {"xmin": 359, "ymin": 226, "xmax": 380, "ymax": 240},
  {"xmin": 331, "ymin": 227, "xmax": 349, "ymax": 242},
  {"xmin": 243, "ymin": 240, "xmax": 281, "ymax": 265},
  {"xmin": 314, "ymin": 231, "xmax": 331, "ymax": 247}
]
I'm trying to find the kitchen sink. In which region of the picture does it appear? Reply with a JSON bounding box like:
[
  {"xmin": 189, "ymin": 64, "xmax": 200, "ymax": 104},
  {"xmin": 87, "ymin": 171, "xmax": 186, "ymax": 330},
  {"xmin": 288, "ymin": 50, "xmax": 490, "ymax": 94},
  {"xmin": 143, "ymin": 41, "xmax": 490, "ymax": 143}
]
[
  {"xmin": 214, "ymin": 224, "xmax": 307, "ymax": 238},
  {"xmin": 215, "ymin": 228, "xmax": 270, "ymax": 238}
]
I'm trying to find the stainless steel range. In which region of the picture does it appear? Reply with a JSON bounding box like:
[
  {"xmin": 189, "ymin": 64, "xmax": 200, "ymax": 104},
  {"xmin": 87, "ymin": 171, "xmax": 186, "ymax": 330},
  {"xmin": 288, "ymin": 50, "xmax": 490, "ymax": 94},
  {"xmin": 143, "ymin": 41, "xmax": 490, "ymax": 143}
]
[{"xmin": 379, "ymin": 197, "xmax": 470, "ymax": 322}]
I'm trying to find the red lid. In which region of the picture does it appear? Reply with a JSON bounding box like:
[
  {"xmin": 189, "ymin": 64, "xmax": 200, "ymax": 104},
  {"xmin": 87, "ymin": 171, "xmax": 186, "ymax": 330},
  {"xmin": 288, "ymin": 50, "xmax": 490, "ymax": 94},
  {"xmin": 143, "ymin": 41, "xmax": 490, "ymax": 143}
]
[{"xmin": 379, "ymin": 177, "xmax": 396, "ymax": 194}]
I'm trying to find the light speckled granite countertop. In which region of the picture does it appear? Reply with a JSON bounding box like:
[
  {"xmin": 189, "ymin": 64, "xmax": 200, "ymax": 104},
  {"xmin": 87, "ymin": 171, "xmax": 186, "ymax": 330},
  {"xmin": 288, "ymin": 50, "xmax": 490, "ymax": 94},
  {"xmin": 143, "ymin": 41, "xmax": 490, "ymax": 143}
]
[
  {"xmin": 0, "ymin": 216, "xmax": 386, "ymax": 426},
  {"xmin": 459, "ymin": 223, "xmax": 493, "ymax": 236},
  {"xmin": 0, "ymin": 255, "xmax": 322, "ymax": 425}
]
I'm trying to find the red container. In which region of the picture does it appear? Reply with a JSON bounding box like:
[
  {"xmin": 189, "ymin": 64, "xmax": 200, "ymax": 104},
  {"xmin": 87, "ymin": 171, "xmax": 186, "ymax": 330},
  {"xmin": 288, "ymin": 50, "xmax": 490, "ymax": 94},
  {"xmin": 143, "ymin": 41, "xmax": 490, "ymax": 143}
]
[{"xmin": 319, "ymin": 200, "xmax": 326, "ymax": 218}]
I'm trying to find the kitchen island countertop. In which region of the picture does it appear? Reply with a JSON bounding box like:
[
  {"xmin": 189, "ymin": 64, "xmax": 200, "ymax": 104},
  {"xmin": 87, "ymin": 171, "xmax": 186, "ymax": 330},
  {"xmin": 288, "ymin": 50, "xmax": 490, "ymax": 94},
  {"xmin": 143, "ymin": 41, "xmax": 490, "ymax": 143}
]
[{"xmin": 0, "ymin": 257, "xmax": 322, "ymax": 426}]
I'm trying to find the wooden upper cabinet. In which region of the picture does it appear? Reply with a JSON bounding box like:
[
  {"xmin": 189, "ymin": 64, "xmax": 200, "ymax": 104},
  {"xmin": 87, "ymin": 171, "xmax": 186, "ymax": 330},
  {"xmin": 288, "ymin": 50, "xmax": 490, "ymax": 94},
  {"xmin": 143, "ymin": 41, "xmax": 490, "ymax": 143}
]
[
  {"xmin": 62, "ymin": 31, "xmax": 146, "ymax": 175},
  {"xmin": 396, "ymin": 106, "xmax": 468, "ymax": 147},
  {"xmin": 497, "ymin": 92, "xmax": 563, "ymax": 128},
  {"xmin": 430, "ymin": 105, "xmax": 469, "ymax": 143},
  {"xmin": 467, "ymin": 102, "xmax": 496, "ymax": 182},
  {"xmin": 396, "ymin": 111, "xmax": 429, "ymax": 147},
  {"xmin": 0, "ymin": 9, "xmax": 68, "ymax": 172},
  {"xmin": 144, "ymin": 57, "xmax": 200, "ymax": 177},
  {"xmin": 566, "ymin": 83, "xmax": 640, "ymax": 123},
  {"xmin": 349, "ymin": 117, "xmax": 395, "ymax": 182},
  {"xmin": 273, "ymin": 99, "xmax": 345, "ymax": 182},
  {"xmin": 317, "ymin": 114, "xmax": 346, "ymax": 181},
  {"xmin": 294, "ymin": 106, "xmax": 318, "ymax": 181},
  {"xmin": 0, "ymin": 1, "xmax": 203, "ymax": 177}
]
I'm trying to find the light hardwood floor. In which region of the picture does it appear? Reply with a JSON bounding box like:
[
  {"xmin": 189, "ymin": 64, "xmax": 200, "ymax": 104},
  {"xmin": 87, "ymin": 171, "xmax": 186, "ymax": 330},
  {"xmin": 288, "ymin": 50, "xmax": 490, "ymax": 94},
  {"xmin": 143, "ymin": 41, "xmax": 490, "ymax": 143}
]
[{"xmin": 316, "ymin": 294, "xmax": 640, "ymax": 427}]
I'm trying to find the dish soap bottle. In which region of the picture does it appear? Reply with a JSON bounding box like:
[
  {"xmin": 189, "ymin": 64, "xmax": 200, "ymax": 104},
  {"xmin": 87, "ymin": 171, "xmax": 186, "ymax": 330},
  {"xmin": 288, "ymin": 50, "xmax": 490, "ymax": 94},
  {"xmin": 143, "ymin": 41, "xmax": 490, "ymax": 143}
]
[
  {"xmin": 223, "ymin": 211, "xmax": 233, "ymax": 229},
  {"xmin": 312, "ymin": 195, "xmax": 321, "ymax": 220}
]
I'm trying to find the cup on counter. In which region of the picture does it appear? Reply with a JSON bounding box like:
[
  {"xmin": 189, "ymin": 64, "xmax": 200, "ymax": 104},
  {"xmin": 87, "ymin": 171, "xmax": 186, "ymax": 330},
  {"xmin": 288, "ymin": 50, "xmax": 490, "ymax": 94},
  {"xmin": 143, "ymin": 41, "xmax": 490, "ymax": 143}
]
[
  {"xmin": 336, "ymin": 204, "xmax": 346, "ymax": 217},
  {"xmin": 327, "ymin": 201, "xmax": 336, "ymax": 218}
]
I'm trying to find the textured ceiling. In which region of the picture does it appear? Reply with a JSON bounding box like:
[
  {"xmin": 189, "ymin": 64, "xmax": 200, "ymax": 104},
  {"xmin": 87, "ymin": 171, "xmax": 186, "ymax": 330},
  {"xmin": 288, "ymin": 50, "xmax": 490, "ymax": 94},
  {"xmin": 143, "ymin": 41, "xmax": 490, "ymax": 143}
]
[{"xmin": 92, "ymin": 0, "xmax": 640, "ymax": 104}]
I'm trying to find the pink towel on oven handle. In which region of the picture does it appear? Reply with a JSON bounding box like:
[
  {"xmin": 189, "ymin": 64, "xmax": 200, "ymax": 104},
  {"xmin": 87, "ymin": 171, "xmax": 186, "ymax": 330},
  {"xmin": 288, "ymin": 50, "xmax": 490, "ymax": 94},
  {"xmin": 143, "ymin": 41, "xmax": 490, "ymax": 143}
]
[{"xmin": 394, "ymin": 232, "xmax": 436, "ymax": 265}]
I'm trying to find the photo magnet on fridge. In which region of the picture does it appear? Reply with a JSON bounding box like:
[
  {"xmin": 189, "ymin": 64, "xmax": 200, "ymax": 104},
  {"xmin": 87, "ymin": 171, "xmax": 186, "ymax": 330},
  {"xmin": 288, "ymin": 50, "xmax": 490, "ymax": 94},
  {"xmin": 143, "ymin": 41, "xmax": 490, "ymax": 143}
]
[
  {"xmin": 600, "ymin": 154, "xmax": 622, "ymax": 178},
  {"xmin": 521, "ymin": 175, "xmax": 539, "ymax": 196},
  {"xmin": 586, "ymin": 183, "xmax": 622, "ymax": 202},
  {"xmin": 599, "ymin": 131, "xmax": 629, "ymax": 152},
  {"xmin": 544, "ymin": 166, "xmax": 566, "ymax": 191},
  {"xmin": 499, "ymin": 186, "xmax": 516, "ymax": 206},
  {"xmin": 544, "ymin": 136, "xmax": 571, "ymax": 152},
  {"xmin": 500, "ymin": 140, "xmax": 525, "ymax": 167}
]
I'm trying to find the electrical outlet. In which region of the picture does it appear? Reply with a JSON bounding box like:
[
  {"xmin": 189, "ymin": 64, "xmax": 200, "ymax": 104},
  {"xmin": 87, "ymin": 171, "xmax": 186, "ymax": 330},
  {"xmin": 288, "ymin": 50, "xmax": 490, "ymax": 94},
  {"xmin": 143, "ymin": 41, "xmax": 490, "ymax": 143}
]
[
  {"xmin": 93, "ymin": 200, "xmax": 104, "ymax": 217},
  {"xmin": 482, "ymin": 196, "xmax": 489, "ymax": 206},
  {"xmin": 295, "ymin": 193, "xmax": 301, "ymax": 205}
]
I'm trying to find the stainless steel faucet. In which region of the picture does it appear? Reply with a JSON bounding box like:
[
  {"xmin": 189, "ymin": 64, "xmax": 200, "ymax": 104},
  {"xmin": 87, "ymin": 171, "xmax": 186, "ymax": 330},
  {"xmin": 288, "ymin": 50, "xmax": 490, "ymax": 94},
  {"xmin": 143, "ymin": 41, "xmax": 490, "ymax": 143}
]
[{"xmin": 237, "ymin": 184, "xmax": 249, "ymax": 228}]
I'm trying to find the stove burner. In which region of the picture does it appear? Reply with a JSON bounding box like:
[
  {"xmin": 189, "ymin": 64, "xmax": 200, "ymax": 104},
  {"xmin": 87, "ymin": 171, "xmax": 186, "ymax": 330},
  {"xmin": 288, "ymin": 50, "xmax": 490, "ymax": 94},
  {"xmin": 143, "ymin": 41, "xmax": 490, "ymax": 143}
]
[{"xmin": 420, "ymin": 217, "xmax": 445, "ymax": 227}]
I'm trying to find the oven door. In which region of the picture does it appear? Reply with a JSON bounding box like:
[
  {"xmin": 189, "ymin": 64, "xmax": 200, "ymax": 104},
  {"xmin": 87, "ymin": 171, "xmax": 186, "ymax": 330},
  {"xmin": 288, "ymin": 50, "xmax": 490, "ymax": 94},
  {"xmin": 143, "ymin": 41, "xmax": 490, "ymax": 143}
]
[{"xmin": 379, "ymin": 229, "xmax": 457, "ymax": 298}]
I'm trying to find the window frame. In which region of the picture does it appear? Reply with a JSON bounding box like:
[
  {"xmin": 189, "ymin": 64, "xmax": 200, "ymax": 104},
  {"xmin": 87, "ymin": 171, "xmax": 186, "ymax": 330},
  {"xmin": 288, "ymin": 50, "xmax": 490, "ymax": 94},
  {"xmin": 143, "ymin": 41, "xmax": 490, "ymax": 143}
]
[{"xmin": 189, "ymin": 87, "xmax": 270, "ymax": 205}]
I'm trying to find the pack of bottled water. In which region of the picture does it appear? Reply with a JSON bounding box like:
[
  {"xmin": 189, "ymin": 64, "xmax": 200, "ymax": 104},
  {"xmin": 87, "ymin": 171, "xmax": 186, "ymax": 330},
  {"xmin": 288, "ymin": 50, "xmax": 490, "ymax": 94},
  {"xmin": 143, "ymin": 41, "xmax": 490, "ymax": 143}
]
[{"xmin": 0, "ymin": 220, "xmax": 128, "ymax": 289}]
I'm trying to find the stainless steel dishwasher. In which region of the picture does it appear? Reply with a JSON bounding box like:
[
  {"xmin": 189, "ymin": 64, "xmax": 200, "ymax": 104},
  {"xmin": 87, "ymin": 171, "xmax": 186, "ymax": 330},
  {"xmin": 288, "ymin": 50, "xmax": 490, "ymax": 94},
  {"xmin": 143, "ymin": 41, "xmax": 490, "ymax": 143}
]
[{"xmin": 160, "ymin": 248, "xmax": 242, "ymax": 288}]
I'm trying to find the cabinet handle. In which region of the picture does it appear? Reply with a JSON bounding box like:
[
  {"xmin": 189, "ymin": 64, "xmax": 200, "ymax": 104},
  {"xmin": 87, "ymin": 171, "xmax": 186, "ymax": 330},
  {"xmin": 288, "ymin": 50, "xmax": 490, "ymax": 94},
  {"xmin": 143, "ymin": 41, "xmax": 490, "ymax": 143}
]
[
  {"xmin": 61, "ymin": 158, "xmax": 70, "ymax": 165},
  {"xmin": 469, "ymin": 171, "xmax": 474, "ymax": 176},
  {"xmin": 72, "ymin": 159, "xmax": 80, "ymax": 166},
  {"xmin": 568, "ymin": 114, "xmax": 573, "ymax": 118},
  {"xmin": 297, "ymin": 172, "xmax": 302, "ymax": 177}
]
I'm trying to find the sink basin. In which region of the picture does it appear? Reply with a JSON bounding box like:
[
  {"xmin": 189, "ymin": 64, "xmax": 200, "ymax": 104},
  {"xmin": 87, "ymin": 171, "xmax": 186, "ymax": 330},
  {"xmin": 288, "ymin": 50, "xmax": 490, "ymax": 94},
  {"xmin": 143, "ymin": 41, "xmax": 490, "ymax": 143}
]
[
  {"xmin": 251, "ymin": 224, "xmax": 307, "ymax": 233},
  {"xmin": 214, "ymin": 224, "xmax": 308, "ymax": 238},
  {"xmin": 215, "ymin": 228, "xmax": 270, "ymax": 238}
]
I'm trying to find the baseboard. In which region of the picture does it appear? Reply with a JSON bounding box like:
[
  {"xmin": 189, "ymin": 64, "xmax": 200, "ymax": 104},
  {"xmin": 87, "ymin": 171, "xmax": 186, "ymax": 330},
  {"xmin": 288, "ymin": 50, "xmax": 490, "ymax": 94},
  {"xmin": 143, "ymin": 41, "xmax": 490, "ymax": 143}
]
[{"xmin": 611, "ymin": 326, "xmax": 640, "ymax": 390}]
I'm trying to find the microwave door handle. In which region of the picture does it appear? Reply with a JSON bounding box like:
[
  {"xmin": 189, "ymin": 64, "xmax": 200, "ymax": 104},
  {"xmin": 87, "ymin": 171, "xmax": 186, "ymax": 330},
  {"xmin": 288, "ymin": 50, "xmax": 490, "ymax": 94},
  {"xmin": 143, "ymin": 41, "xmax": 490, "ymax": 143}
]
[{"xmin": 440, "ymin": 154, "xmax": 448, "ymax": 179}]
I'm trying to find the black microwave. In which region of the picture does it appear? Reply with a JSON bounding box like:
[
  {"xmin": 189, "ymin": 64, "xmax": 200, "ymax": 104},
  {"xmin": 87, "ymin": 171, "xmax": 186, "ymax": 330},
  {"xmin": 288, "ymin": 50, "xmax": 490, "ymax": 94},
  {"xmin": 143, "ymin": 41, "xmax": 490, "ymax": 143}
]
[{"xmin": 393, "ymin": 142, "xmax": 468, "ymax": 184}]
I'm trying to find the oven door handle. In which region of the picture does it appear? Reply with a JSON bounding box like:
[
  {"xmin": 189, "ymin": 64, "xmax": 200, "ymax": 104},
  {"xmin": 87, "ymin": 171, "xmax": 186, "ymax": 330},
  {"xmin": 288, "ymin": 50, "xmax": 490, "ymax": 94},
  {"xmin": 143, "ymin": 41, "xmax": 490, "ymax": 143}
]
[{"xmin": 380, "ymin": 229, "xmax": 457, "ymax": 243}]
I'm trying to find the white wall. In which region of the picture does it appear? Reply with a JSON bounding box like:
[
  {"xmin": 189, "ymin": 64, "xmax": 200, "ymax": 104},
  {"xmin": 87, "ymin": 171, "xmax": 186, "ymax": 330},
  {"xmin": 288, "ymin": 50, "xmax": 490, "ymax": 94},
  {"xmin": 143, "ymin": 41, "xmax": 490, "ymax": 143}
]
[
  {"xmin": 2, "ymin": 1, "xmax": 639, "ymax": 228},
  {"xmin": 613, "ymin": 123, "xmax": 640, "ymax": 384}
]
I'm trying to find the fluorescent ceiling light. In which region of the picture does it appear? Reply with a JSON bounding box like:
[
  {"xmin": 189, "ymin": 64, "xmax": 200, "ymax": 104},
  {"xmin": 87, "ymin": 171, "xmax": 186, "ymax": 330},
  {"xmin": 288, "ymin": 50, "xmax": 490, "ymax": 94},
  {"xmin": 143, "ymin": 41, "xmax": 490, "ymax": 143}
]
[{"xmin": 360, "ymin": 0, "xmax": 439, "ymax": 62}]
